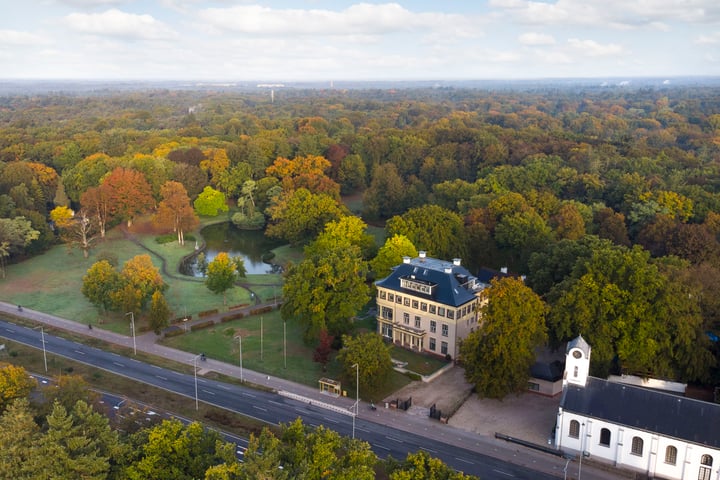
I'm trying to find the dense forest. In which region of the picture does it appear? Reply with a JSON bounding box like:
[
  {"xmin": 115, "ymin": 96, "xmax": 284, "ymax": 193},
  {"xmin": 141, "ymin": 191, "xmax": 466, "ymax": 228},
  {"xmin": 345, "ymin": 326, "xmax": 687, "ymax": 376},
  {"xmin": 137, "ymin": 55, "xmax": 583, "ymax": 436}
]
[{"xmin": 2, "ymin": 84, "xmax": 720, "ymax": 388}]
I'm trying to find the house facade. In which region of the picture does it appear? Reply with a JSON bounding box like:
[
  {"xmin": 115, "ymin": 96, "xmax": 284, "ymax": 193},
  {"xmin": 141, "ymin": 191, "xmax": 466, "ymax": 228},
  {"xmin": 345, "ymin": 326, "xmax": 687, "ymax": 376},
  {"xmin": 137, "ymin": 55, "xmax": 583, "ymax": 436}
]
[
  {"xmin": 555, "ymin": 336, "xmax": 720, "ymax": 480},
  {"xmin": 374, "ymin": 252, "xmax": 484, "ymax": 360}
]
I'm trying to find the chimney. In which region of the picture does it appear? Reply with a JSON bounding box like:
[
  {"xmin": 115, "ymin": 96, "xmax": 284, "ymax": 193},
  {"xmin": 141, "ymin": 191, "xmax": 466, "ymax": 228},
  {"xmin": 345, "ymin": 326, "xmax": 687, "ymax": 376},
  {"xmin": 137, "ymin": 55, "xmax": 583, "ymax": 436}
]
[
  {"xmin": 402, "ymin": 256, "xmax": 411, "ymax": 264},
  {"xmin": 419, "ymin": 251, "xmax": 426, "ymax": 260},
  {"xmin": 453, "ymin": 258, "xmax": 461, "ymax": 266},
  {"xmin": 500, "ymin": 267, "xmax": 508, "ymax": 274},
  {"xmin": 444, "ymin": 267, "xmax": 452, "ymax": 274}
]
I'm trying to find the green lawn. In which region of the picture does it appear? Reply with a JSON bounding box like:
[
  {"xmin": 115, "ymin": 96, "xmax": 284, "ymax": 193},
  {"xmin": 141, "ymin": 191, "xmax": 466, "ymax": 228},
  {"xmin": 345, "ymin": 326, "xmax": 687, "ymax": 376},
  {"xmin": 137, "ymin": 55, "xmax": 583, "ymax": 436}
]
[{"xmin": 389, "ymin": 345, "xmax": 449, "ymax": 376}]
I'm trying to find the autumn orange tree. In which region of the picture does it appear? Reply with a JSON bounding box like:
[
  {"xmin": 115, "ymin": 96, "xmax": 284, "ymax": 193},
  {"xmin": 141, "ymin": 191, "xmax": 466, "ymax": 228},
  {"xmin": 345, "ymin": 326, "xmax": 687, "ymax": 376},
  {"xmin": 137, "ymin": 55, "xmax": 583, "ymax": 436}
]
[
  {"xmin": 80, "ymin": 184, "xmax": 113, "ymax": 239},
  {"xmin": 154, "ymin": 181, "xmax": 199, "ymax": 245},
  {"xmin": 266, "ymin": 154, "xmax": 340, "ymax": 198},
  {"xmin": 101, "ymin": 167, "xmax": 154, "ymax": 227}
]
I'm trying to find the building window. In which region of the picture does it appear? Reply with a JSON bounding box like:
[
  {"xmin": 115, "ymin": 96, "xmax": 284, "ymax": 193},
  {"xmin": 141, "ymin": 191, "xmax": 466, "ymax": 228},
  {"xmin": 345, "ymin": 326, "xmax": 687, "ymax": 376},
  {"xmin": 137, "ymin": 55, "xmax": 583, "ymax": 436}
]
[
  {"xmin": 664, "ymin": 446, "xmax": 677, "ymax": 465},
  {"xmin": 631, "ymin": 437, "xmax": 643, "ymax": 456},
  {"xmin": 388, "ymin": 293, "xmax": 394, "ymax": 302},
  {"xmin": 421, "ymin": 302, "xmax": 428, "ymax": 312},
  {"xmin": 396, "ymin": 295, "xmax": 402, "ymax": 304},
  {"xmin": 381, "ymin": 323, "xmax": 393, "ymax": 338},
  {"xmin": 404, "ymin": 297, "xmax": 410, "ymax": 306},
  {"xmin": 430, "ymin": 321, "xmax": 436, "ymax": 333},
  {"xmin": 429, "ymin": 305, "xmax": 436, "ymax": 314},
  {"xmin": 569, "ymin": 420, "xmax": 579, "ymax": 439},
  {"xmin": 447, "ymin": 309, "xmax": 454, "ymax": 319},
  {"xmin": 414, "ymin": 316, "xmax": 421, "ymax": 328},
  {"xmin": 438, "ymin": 306, "xmax": 445, "ymax": 316},
  {"xmin": 379, "ymin": 291, "xmax": 386, "ymax": 300},
  {"xmin": 381, "ymin": 306, "xmax": 393, "ymax": 320},
  {"xmin": 573, "ymin": 366, "xmax": 578, "ymax": 378},
  {"xmin": 528, "ymin": 382, "xmax": 540, "ymax": 391},
  {"xmin": 440, "ymin": 341, "xmax": 448, "ymax": 355},
  {"xmin": 599, "ymin": 428, "xmax": 610, "ymax": 447},
  {"xmin": 412, "ymin": 300, "xmax": 419, "ymax": 309},
  {"xmin": 429, "ymin": 338, "xmax": 436, "ymax": 351},
  {"xmin": 403, "ymin": 313, "xmax": 410, "ymax": 324},
  {"xmin": 441, "ymin": 324, "xmax": 448, "ymax": 337},
  {"xmin": 699, "ymin": 455, "xmax": 713, "ymax": 480}
]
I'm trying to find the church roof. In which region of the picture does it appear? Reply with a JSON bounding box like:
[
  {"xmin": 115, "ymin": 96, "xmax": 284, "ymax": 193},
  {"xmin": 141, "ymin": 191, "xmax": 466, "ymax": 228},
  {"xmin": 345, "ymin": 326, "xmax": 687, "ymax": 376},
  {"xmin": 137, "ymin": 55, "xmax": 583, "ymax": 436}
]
[
  {"xmin": 375, "ymin": 255, "xmax": 481, "ymax": 307},
  {"xmin": 561, "ymin": 377, "xmax": 720, "ymax": 448}
]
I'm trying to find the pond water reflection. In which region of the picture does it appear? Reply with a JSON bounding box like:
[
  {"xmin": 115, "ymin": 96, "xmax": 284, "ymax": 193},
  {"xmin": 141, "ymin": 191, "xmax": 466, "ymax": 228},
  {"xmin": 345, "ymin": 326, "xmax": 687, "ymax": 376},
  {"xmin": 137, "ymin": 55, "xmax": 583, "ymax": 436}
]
[{"xmin": 181, "ymin": 223, "xmax": 284, "ymax": 276}]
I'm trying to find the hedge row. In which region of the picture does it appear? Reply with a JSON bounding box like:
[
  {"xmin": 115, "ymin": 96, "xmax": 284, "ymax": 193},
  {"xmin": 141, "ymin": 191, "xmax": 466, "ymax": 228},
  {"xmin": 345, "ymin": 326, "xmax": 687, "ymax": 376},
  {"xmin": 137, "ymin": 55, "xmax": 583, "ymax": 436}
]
[
  {"xmin": 228, "ymin": 303, "xmax": 249, "ymax": 311},
  {"xmin": 198, "ymin": 308, "xmax": 219, "ymax": 318},
  {"xmin": 190, "ymin": 320, "xmax": 214, "ymax": 331},
  {"xmin": 249, "ymin": 305, "xmax": 273, "ymax": 315},
  {"xmin": 164, "ymin": 326, "xmax": 184, "ymax": 338},
  {"xmin": 221, "ymin": 312, "xmax": 244, "ymax": 323}
]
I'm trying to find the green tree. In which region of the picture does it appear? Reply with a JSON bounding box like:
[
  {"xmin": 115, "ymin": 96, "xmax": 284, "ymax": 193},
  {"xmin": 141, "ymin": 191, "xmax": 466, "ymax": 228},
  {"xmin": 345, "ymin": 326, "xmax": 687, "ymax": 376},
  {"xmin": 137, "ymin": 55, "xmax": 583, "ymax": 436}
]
[
  {"xmin": 239, "ymin": 427, "xmax": 287, "ymax": 480},
  {"xmin": 266, "ymin": 188, "xmax": 348, "ymax": 245},
  {"xmin": 0, "ymin": 398, "xmax": 39, "ymax": 479},
  {"xmin": 149, "ymin": 290, "xmax": 171, "ymax": 334},
  {"xmin": 194, "ymin": 186, "xmax": 229, "ymax": 217},
  {"xmin": 548, "ymin": 244, "xmax": 714, "ymax": 380},
  {"xmin": 126, "ymin": 419, "xmax": 234, "ymax": 480},
  {"xmin": 461, "ymin": 277, "xmax": 548, "ymax": 399},
  {"xmin": 82, "ymin": 260, "xmax": 121, "ymax": 313},
  {"xmin": 280, "ymin": 418, "xmax": 376, "ymax": 480},
  {"xmin": 387, "ymin": 450, "xmax": 477, "ymax": 480},
  {"xmin": 386, "ymin": 205, "xmax": 467, "ymax": 261},
  {"xmin": 31, "ymin": 400, "xmax": 118, "ymax": 480},
  {"xmin": 306, "ymin": 215, "xmax": 376, "ymax": 259},
  {"xmin": 40, "ymin": 375, "xmax": 99, "ymax": 417},
  {"xmin": 0, "ymin": 216, "xmax": 40, "ymax": 278},
  {"xmin": 282, "ymin": 244, "xmax": 369, "ymax": 343},
  {"xmin": 206, "ymin": 252, "xmax": 246, "ymax": 305},
  {"xmin": 371, "ymin": 234, "xmax": 418, "ymax": 279},
  {"xmin": 336, "ymin": 332, "xmax": 392, "ymax": 399}
]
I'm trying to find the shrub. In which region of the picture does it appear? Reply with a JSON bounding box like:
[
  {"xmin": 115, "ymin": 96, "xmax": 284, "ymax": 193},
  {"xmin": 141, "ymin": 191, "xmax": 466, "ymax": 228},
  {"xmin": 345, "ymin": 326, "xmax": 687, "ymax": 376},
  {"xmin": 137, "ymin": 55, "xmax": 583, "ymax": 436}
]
[
  {"xmin": 164, "ymin": 326, "xmax": 184, "ymax": 338},
  {"xmin": 228, "ymin": 303, "xmax": 248, "ymax": 310},
  {"xmin": 155, "ymin": 234, "xmax": 177, "ymax": 244},
  {"xmin": 190, "ymin": 320, "xmax": 214, "ymax": 331}
]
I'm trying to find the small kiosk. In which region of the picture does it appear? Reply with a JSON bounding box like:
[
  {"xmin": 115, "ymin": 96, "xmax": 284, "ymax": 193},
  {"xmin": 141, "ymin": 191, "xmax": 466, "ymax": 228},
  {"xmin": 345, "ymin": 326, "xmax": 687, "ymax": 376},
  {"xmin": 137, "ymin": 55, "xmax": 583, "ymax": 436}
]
[{"xmin": 318, "ymin": 378, "xmax": 341, "ymax": 397}]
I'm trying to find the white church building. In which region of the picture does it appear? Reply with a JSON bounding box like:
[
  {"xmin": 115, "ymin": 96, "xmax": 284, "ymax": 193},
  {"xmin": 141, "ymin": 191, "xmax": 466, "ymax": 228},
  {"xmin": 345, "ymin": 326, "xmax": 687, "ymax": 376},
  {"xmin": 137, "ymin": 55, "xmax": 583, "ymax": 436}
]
[{"xmin": 554, "ymin": 336, "xmax": 720, "ymax": 480}]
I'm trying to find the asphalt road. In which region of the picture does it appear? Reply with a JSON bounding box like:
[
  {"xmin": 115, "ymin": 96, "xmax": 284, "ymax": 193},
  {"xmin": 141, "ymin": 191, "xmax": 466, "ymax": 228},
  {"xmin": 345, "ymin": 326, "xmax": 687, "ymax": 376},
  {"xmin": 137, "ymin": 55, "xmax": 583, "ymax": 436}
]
[{"xmin": 0, "ymin": 318, "xmax": 559, "ymax": 479}]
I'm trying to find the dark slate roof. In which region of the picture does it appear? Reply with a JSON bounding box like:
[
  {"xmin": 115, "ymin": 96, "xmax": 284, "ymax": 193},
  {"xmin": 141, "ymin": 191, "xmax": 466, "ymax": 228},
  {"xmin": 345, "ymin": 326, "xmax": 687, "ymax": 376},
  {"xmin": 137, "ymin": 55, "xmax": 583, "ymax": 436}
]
[
  {"xmin": 561, "ymin": 377, "xmax": 720, "ymax": 448},
  {"xmin": 476, "ymin": 267, "xmax": 513, "ymax": 286},
  {"xmin": 375, "ymin": 256, "xmax": 481, "ymax": 307},
  {"xmin": 530, "ymin": 360, "xmax": 564, "ymax": 382}
]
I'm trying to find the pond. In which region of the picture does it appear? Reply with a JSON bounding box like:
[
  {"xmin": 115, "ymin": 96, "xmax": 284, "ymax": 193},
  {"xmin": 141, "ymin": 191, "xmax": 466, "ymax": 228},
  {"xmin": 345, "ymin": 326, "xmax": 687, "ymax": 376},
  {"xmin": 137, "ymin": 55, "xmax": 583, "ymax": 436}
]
[{"xmin": 180, "ymin": 223, "xmax": 285, "ymax": 276}]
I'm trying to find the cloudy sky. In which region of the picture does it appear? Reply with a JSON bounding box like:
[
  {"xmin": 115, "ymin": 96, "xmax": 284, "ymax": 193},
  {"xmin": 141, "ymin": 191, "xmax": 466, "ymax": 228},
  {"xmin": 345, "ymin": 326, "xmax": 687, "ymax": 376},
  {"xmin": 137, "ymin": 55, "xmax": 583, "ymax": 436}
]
[{"xmin": 1, "ymin": 0, "xmax": 719, "ymax": 81}]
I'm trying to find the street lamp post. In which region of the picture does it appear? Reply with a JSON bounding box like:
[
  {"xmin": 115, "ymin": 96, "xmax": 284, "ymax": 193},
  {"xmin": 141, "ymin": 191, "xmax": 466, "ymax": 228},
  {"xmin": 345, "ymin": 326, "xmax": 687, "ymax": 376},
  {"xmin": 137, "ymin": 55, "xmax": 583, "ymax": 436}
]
[
  {"xmin": 125, "ymin": 312, "xmax": 136, "ymax": 356},
  {"xmin": 234, "ymin": 335, "xmax": 243, "ymax": 382},
  {"xmin": 34, "ymin": 326, "xmax": 47, "ymax": 373},
  {"xmin": 352, "ymin": 363, "xmax": 359, "ymax": 439},
  {"xmin": 192, "ymin": 353, "xmax": 203, "ymax": 410}
]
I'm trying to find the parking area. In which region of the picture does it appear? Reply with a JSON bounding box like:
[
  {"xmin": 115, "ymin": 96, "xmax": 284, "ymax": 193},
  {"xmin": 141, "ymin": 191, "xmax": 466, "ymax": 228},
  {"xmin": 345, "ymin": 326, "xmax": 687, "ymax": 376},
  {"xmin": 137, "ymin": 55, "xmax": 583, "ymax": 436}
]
[{"xmin": 388, "ymin": 365, "xmax": 561, "ymax": 446}]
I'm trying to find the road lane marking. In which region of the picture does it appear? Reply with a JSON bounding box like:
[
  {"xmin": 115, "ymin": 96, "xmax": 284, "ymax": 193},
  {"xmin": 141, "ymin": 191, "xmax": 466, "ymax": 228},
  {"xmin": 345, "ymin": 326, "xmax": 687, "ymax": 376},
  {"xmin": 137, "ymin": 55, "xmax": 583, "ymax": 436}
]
[
  {"xmin": 253, "ymin": 406, "xmax": 267, "ymax": 412},
  {"xmin": 385, "ymin": 436, "xmax": 403, "ymax": 443},
  {"xmin": 492, "ymin": 469, "xmax": 514, "ymax": 477},
  {"xmin": 356, "ymin": 427, "xmax": 370, "ymax": 433},
  {"xmin": 322, "ymin": 416, "xmax": 338, "ymax": 424},
  {"xmin": 201, "ymin": 389, "xmax": 215, "ymax": 395},
  {"xmin": 219, "ymin": 385, "xmax": 230, "ymax": 390},
  {"xmin": 4, "ymin": 328, "xmax": 15, "ymax": 333},
  {"xmin": 455, "ymin": 457, "xmax": 473, "ymax": 465},
  {"xmin": 420, "ymin": 447, "xmax": 438, "ymax": 453},
  {"xmin": 113, "ymin": 362, "xmax": 124, "ymax": 367},
  {"xmin": 74, "ymin": 350, "xmax": 85, "ymax": 355},
  {"xmin": 155, "ymin": 375, "xmax": 167, "ymax": 381},
  {"xmin": 241, "ymin": 392, "xmax": 256, "ymax": 398},
  {"xmin": 374, "ymin": 444, "xmax": 390, "ymax": 451}
]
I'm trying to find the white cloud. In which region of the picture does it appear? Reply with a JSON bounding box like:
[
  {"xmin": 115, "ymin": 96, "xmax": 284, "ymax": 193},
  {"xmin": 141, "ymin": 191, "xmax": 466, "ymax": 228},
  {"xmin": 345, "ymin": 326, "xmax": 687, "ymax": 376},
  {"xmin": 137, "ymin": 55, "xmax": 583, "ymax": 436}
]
[
  {"xmin": 63, "ymin": 9, "xmax": 177, "ymax": 40},
  {"xmin": 56, "ymin": 0, "xmax": 129, "ymax": 6},
  {"xmin": 518, "ymin": 32, "xmax": 555, "ymax": 45},
  {"xmin": 695, "ymin": 32, "xmax": 720, "ymax": 44},
  {"xmin": 490, "ymin": 0, "xmax": 720, "ymax": 28},
  {"xmin": 567, "ymin": 38, "xmax": 625, "ymax": 56},
  {"xmin": 0, "ymin": 29, "xmax": 50, "ymax": 46},
  {"xmin": 196, "ymin": 3, "xmax": 474, "ymax": 37}
]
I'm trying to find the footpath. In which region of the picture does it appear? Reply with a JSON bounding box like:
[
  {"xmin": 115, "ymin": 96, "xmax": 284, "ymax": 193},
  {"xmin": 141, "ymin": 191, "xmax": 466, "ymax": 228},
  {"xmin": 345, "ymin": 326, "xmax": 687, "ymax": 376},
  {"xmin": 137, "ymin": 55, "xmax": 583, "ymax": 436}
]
[{"xmin": 0, "ymin": 301, "xmax": 628, "ymax": 480}]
